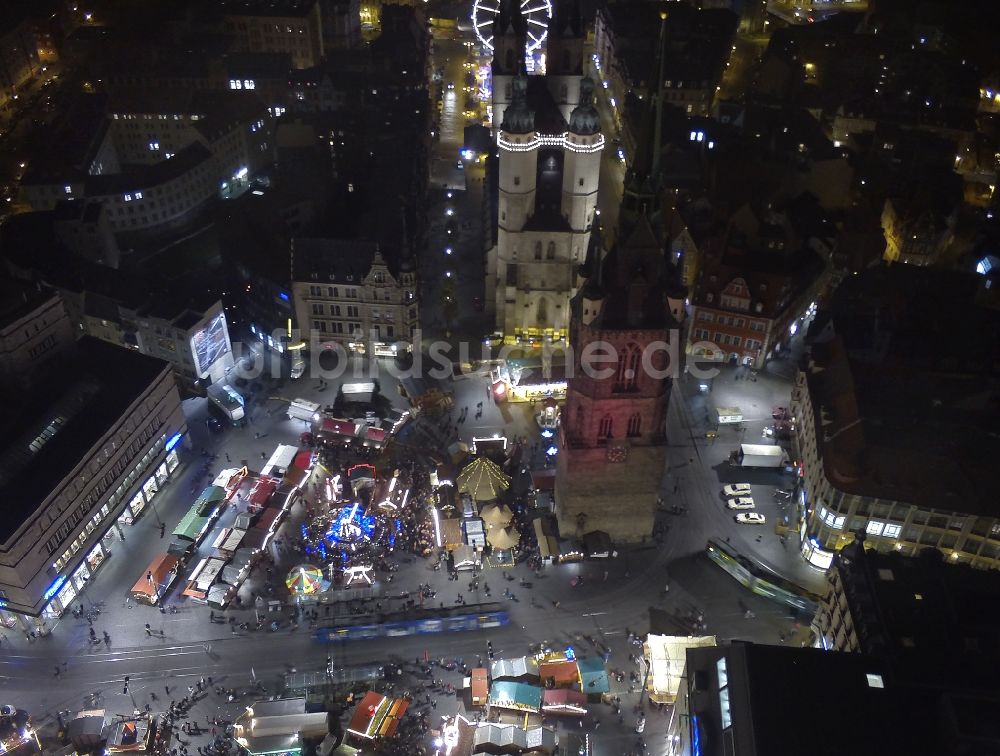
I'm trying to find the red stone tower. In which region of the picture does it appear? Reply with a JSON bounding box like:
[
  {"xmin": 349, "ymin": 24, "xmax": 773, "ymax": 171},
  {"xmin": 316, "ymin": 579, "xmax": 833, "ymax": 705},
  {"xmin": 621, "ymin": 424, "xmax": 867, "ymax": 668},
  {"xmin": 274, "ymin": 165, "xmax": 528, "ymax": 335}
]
[{"xmin": 555, "ymin": 11, "xmax": 686, "ymax": 543}]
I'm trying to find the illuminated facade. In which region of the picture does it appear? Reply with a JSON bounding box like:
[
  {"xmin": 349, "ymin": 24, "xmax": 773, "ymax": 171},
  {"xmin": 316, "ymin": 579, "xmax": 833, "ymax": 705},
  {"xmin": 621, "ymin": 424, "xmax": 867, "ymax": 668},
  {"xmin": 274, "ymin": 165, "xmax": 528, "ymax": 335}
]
[
  {"xmin": 487, "ymin": 0, "xmax": 601, "ymax": 343},
  {"xmin": 291, "ymin": 239, "xmax": 419, "ymax": 356},
  {"xmin": 0, "ymin": 336, "xmax": 185, "ymax": 626}
]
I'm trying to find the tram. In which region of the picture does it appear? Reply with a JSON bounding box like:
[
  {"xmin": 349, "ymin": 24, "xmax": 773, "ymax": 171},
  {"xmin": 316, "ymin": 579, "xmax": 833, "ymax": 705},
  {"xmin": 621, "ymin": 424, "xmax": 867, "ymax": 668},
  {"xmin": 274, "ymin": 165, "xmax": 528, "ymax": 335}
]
[{"xmin": 313, "ymin": 602, "xmax": 509, "ymax": 643}]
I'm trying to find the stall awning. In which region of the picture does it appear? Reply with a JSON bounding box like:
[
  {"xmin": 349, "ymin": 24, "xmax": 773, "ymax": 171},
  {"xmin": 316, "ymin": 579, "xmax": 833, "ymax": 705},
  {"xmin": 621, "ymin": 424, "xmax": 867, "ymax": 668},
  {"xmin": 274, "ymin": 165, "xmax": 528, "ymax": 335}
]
[
  {"xmin": 195, "ymin": 486, "xmax": 226, "ymax": 516},
  {"xmin": 577, "ymin": 657, "xmax": 610, "ymax": 694},
  {"xmin": 173, "ymin": 509, "xmax": 208, "ymax": 542},
  {"xmin": 487, "ymin": 681, "xmax": 542, "ymax": 712},
  {"xmin": 531, "ymin": 469, "xmax": 556, "ymax": 491},
  {"xmin": 539, "ymin": 660, "xmax": 580, "ymax": 687},
  {"xmin": 534, "ymin": 518, "xmax": 560, "ymax": 559},
  {"xmin": 440, "ymin": 518, "xmax": 464, "ymax": 550},
  {"xmin": 365, "ymin": 427, "xmax": 386, "ymax": 444},
  {"xmin": 320, "ymin": 418, "xmax": 358, "ymax": 437},
  {"xmin": 541, "ymin": 688, "xmax": 588, "ymax": 715}
]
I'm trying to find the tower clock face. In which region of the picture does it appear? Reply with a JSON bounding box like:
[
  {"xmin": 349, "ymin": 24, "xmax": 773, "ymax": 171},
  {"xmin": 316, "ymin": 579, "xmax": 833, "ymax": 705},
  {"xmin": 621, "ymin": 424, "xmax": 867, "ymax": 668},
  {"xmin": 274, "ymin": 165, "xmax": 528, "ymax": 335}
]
[
  {"xmin": 607, "ymin": 442, "xmax": 628, "ymax": 463},
  {"xmin": 472, "ymin": 0, "xmax": 553, "ymax": 54}
]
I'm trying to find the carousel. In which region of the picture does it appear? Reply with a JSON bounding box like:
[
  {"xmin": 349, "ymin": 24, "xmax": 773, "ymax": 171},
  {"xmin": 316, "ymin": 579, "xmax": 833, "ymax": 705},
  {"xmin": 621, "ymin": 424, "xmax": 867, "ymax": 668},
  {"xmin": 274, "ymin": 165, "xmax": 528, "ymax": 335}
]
[{"xmin": 536, "ymin": 396, "xmax": 560, "ymax": 431}]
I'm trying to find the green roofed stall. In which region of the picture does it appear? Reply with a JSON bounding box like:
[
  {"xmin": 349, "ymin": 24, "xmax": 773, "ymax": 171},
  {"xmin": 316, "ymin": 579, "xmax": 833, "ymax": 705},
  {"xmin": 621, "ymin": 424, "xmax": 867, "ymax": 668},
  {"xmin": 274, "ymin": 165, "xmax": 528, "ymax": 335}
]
[
  {"xmin": 173, "ymin": 508, "xmax": 208, "ymax": 542},
  {"xmin": 577, "ymin": 657, "xmax": 610, "ymax": 694},
  {"xmin": 195, "ymin": 485, "xmax": 226, "ymax": 516},
  {"xmin": 487, "ymin": 680, "xmax": 543, "ymax": 712}
]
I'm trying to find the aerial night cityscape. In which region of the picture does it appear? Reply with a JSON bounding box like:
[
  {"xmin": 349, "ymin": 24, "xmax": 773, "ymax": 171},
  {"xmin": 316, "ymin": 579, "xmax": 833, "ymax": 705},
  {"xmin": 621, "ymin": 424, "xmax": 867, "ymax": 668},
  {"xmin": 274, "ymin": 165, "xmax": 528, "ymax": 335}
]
[{"xmin": 1, "ymin": 0, "xmax": 1000, "ymax": 754}]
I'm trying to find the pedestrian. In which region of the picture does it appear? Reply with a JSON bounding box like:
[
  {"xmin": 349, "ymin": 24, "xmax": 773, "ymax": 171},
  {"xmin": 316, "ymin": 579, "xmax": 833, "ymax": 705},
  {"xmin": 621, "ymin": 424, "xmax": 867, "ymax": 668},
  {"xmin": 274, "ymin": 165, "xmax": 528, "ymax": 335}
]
[
  {"xmin": 165, "ymin": 685, "xmax": 170, "ymax": 695},
  {"xmin": 54, "ymin": 665, "xmax": 60, "ymax": 677},
  {"xmin": 261, "ymin": 451, "xmax": 266, "ymax": 460},
  {"xmin": 145, "ymin": 624, "xmax": 152, "ymax": 636}
]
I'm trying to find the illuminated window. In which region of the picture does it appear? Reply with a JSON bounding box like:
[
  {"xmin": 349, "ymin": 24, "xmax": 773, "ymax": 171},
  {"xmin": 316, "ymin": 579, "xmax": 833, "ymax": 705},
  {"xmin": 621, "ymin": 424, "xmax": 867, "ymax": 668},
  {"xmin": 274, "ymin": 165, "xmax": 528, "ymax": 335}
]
[
  {"xmin": 866, "ymin": 520, "xmax": 885, "ymax": 536},
  {"xmin": 883, "ymin": 524, "xmax": 902, "ymax": 538}
]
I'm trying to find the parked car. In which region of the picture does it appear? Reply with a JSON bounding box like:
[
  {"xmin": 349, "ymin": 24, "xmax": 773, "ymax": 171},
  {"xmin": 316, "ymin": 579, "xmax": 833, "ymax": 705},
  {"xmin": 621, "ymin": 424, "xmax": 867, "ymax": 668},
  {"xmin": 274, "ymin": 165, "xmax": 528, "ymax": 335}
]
[
  {"xmin": 735, "ymin": 512, "xmax": 766, "ymax": 525},
  {"xmin": 205, "ymin": 416, "xmax": 224, "ymax": 434},
  {"xmin": 723, "ymin": 483, "xmax": 752, "ymax": 497},
  {"xmin": 727, "ymin": 497, "xmax": 755, "ymax": 510}
]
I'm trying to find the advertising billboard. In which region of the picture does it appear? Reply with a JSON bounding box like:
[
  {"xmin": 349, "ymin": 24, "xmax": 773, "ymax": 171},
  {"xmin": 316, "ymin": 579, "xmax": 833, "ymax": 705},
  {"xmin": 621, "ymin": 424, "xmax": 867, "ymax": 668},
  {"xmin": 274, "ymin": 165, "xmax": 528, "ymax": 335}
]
[{"xmin": 190, "ymin": 312, "xmax": 232, "ymax": 378}]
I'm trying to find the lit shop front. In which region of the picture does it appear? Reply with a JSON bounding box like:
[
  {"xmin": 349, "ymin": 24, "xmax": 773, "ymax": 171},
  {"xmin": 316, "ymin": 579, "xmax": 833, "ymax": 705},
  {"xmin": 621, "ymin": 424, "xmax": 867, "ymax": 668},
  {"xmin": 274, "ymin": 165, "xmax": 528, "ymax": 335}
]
[
  {"xmin": 490, "ymin": 361, "xmax": 566, "ymax": 404},
  {"xmin": 38, "ymin": 433, "xmax": 184, "ymax": 621}
]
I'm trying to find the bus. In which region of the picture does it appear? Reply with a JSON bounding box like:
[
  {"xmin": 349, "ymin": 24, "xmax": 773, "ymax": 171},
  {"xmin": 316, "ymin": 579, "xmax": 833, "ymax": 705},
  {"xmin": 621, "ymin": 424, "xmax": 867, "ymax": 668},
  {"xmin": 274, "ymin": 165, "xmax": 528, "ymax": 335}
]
[
  {"xmin": 207, "ymin": 383, "xmax": 245, "ymax": 425},
  {"xmin": 705, "ymin": 538, "xmax": 821, "ymax": 616},
  {"xmin": 313, "ymin": 602, "xmax": 509, "ymax": 643}
]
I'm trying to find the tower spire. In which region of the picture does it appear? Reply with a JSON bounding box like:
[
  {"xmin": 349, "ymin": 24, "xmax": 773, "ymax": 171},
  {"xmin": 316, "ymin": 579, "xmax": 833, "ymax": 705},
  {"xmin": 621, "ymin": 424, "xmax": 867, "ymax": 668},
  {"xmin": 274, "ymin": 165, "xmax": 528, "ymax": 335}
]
[
  {"xmin": 651, "ymin": 11, "xmax": 668, "ymax": 178},
  {"xmin": 619, "ymin": 11, "xmax": 668, "ymax": 236}
]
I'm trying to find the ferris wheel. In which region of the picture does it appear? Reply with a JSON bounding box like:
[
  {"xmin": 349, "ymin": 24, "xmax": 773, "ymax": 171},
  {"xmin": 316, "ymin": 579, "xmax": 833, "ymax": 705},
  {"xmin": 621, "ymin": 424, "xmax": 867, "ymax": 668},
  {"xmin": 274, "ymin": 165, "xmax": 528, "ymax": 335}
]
[{"xmin": 472, "ymin": 0, "xmax": 553, "ymax": 55}]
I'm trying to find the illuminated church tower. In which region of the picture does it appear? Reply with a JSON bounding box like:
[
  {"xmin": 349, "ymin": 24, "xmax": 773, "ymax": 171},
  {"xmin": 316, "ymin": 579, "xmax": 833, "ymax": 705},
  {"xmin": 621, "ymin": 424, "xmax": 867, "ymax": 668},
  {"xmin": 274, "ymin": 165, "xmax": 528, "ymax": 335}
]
[{"xmin": 486, "ymin": 0, "xmax": 601, "ymax": 344}]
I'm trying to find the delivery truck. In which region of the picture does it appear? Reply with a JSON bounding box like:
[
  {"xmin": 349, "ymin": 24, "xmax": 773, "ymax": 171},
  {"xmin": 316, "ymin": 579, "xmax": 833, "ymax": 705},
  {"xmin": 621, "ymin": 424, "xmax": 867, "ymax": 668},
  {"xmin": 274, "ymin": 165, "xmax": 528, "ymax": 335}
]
[
  {"xmin": 732, "ymin": 443, "xmax": 785, "ymax": 468},
  {"xmin": 714, "ymin": 406, "xmax": 743, "ymax": 425}
]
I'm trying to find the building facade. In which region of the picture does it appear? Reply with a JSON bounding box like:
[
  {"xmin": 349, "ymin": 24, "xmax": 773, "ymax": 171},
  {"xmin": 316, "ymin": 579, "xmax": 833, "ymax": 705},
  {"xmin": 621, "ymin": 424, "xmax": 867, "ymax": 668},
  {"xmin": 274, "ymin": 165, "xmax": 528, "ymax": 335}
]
[
  {"xmin": 55, "ymin": 292, "xmax": 236, "ymax": 394},
  {"xmin": 20, "ymin": 91, "xmax": 274, "ymax": 240},
  {"xmin": 686, "ymin": 209, "xmax": 825, "ymax": 369},
  {"xmin": 291, "ymin": 239, "xmax": 419, "ymax": 356},
  {"xmin": 0, "ymin": 283, "xmax": 76, "ymax": 391},
  {"xmin": 221, "ymin": 0, "xmax": 325, "ymax": 69},
  {"xmin": 880, "ymin": 195, "xmax": 956, "ymax": 266},
  {"xmin": 791, "ymin": 266, "xmax": 1000, "ymax": 571},
  {"xmin": 486, "ymin": 0, "xmax": 598, "ymax": 344},
  {"xmin": 0, "ymin": 336, "xmax": 186, "ymax": 626}
]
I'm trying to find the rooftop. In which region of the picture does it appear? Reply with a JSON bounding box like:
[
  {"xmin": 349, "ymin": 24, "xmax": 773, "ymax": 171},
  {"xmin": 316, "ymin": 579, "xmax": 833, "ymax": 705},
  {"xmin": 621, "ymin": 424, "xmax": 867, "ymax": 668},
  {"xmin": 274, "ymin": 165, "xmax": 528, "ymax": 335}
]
[
  {"xmin": 805, "ymin": 265, "xmax": 1000, "ymax": 514},
  {"xmin": 692, "ymin": 643, "xmax": 919, "ymax": 756},
  {"xmin": 0, "ymin": 338, "xmax": 171, "ymax": 545},
  {"xmin": 835, "ymin": 541, "xmax": 1000, "ymax": 690},
  {"xmin": 219, "ymin": 0, "xmax": 317, "ymax": 18},
  {"xmin": 0, "ymin": 280, "xmax": 56, "ymax": 331},
  {"xmin": 85, "ymin": 142, "xmax": 213, "ymax": 197}
]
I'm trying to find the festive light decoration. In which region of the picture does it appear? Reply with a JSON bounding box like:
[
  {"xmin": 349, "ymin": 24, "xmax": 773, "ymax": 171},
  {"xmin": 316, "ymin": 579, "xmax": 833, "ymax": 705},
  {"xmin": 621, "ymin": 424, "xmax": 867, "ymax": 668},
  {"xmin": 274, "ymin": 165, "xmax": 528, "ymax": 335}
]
[
  {"xmin": 456, "ymin": 457, "xmax": 511, "ymax": 502},
  {"xmin": 498, "ymin": 132, "xmax": 605, "ymax": 154}
]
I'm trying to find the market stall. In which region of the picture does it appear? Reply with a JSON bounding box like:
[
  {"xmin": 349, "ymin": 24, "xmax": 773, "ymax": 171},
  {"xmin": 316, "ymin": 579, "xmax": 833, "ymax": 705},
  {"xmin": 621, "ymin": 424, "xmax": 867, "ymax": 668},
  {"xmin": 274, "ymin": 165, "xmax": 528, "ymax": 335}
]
[
  {"xmin": 194, "ymin": 485, "xmax": 227, "ymax": 516},
  {"xmin": 456, "ymin": 457, "xmax": 510, "ymax": 502},
  {"xmin": 486, "ymin": 681, "xmax": 542, "ymax": 713},
  {"xmin": 130, "ymin": 553, "xmax": 180, "ymax": 605}
]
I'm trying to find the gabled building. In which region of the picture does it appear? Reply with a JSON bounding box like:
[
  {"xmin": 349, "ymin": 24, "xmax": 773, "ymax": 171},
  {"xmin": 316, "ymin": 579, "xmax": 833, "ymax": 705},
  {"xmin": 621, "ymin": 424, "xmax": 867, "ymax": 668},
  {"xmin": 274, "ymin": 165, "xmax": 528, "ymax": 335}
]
[
  {"xmin": 686, "ymin": 204, "xmax": 825, "ymax": 369},
  {"xmin": 291, "ymin": 238, "xmax": 418, "ymax": 356}
]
